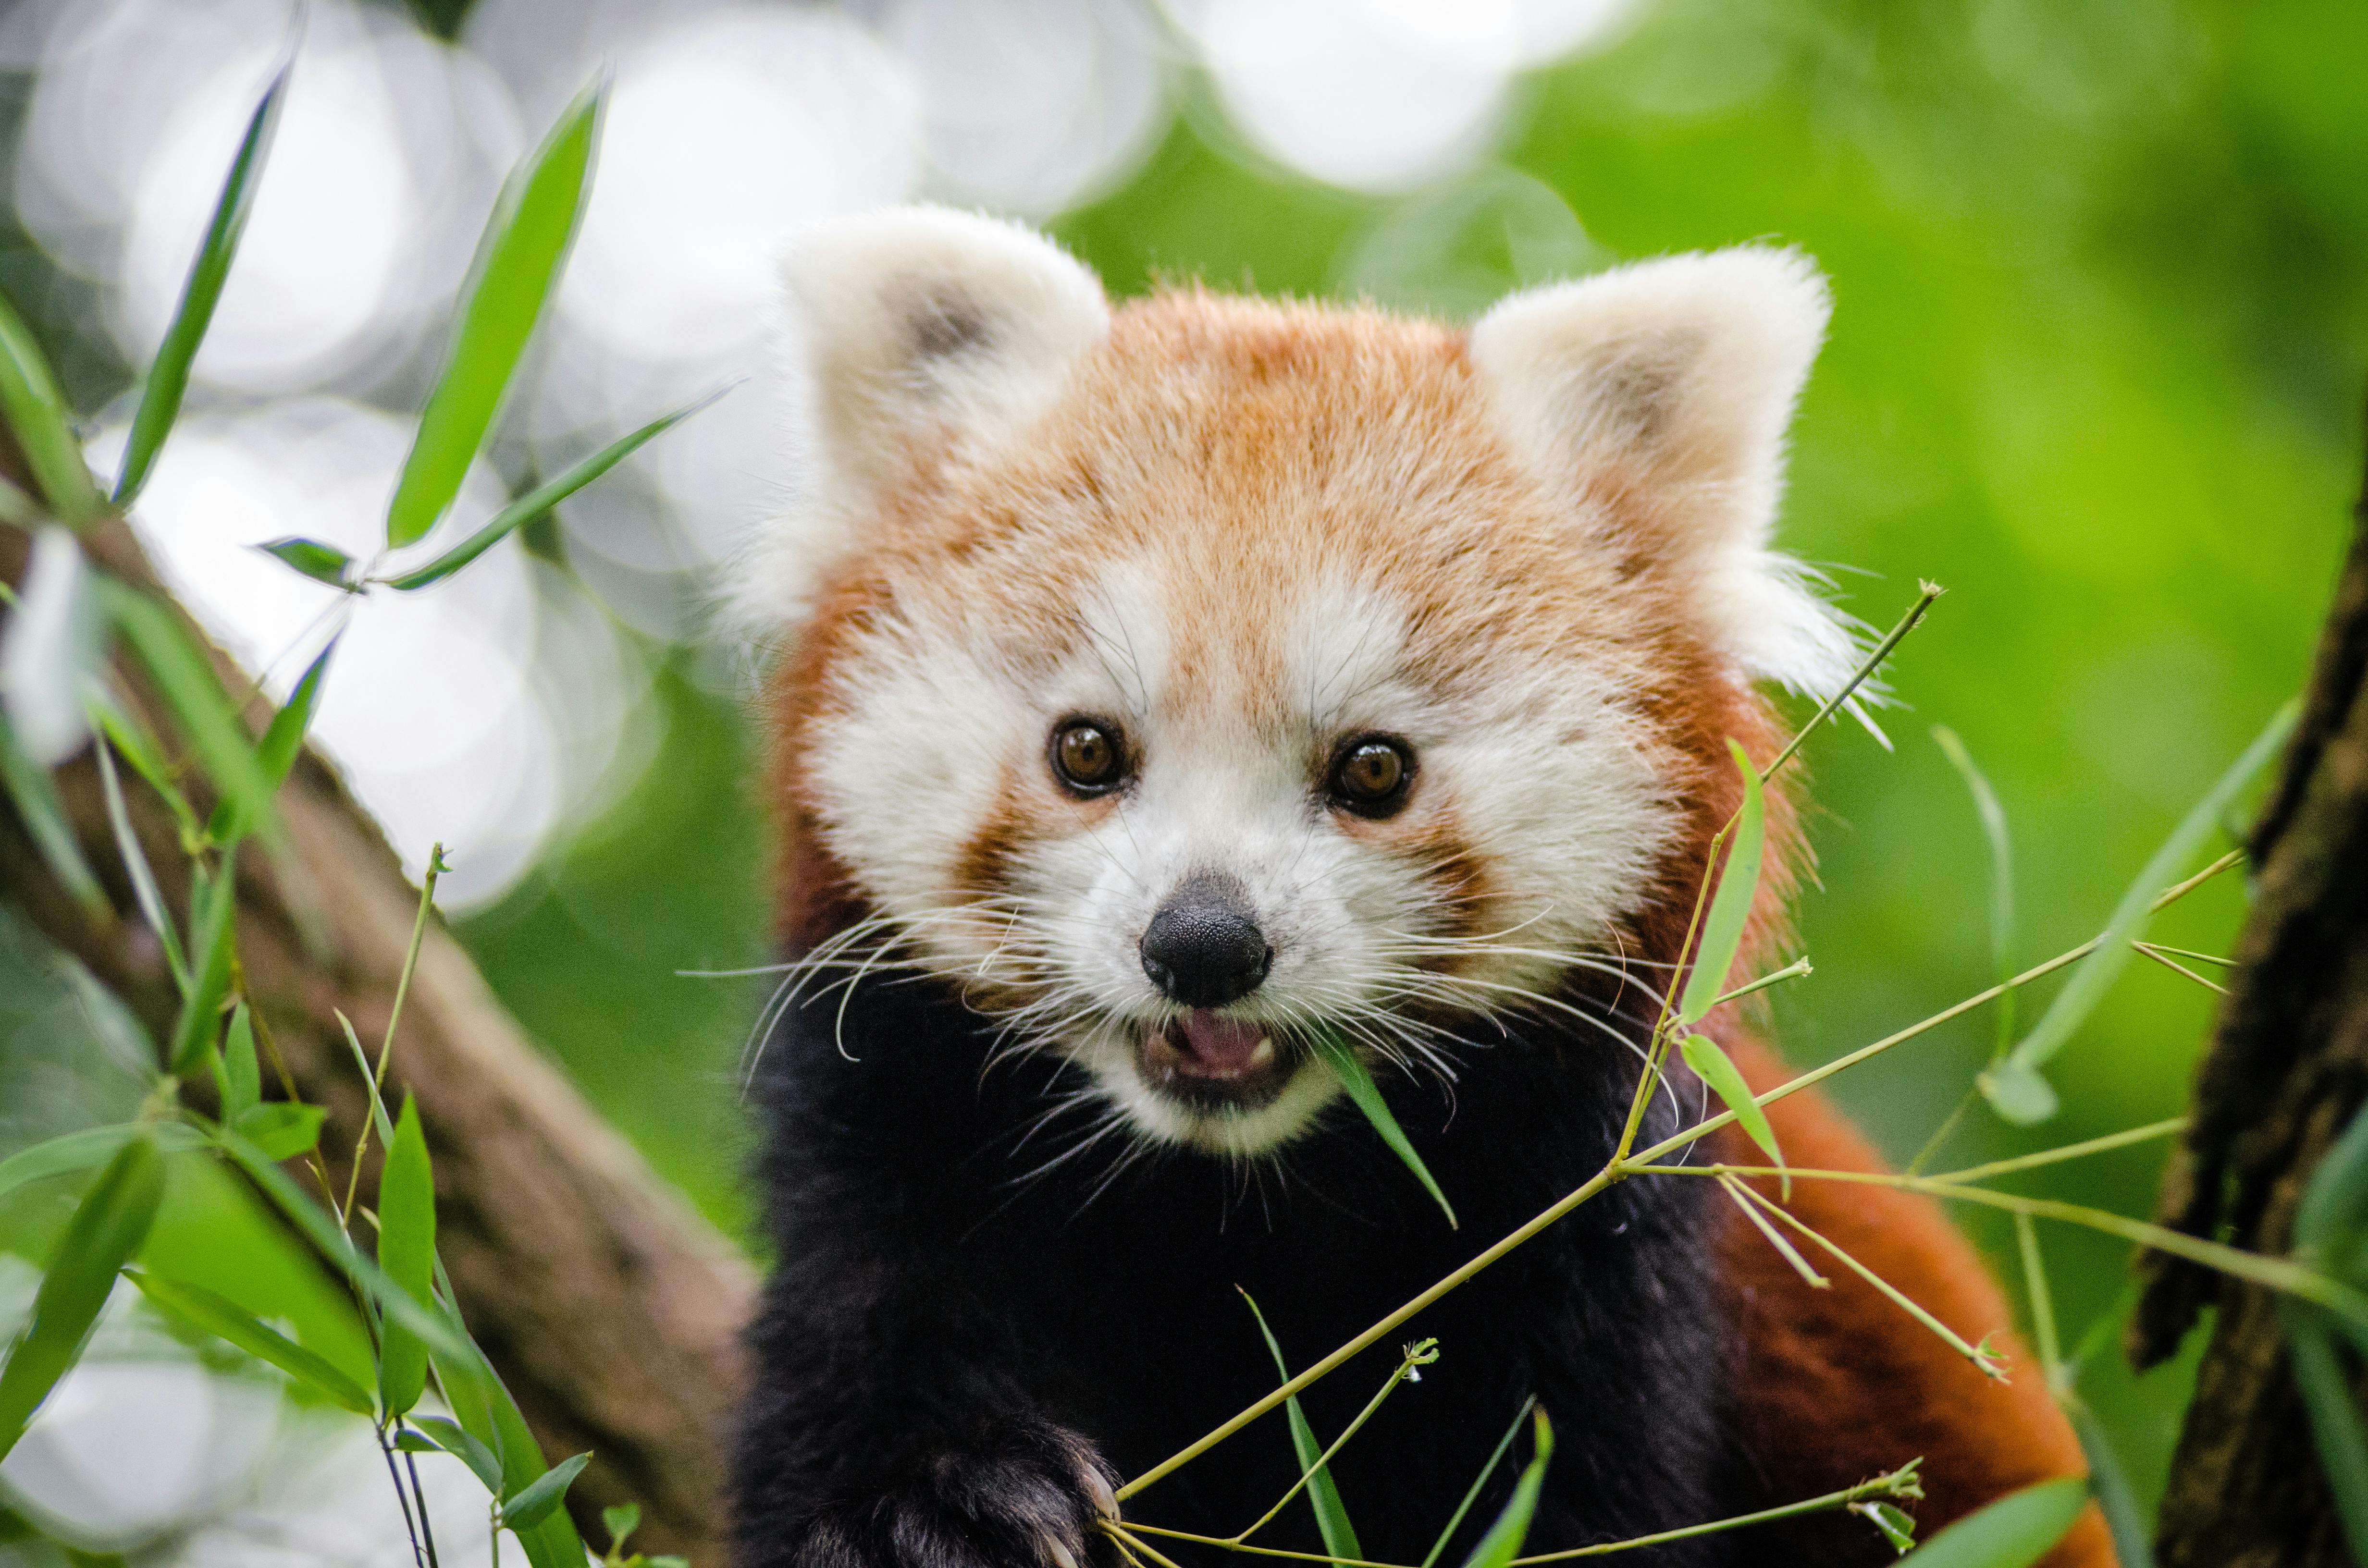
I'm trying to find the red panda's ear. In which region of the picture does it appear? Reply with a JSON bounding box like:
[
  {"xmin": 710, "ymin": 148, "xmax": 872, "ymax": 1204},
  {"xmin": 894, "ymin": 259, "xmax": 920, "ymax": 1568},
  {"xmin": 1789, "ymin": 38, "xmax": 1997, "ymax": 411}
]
[
  {"xmin": 730, "ymin": 207, "xmax": 1108, "ymax": 639},
  {"xmin": 1469, "ymin": 247, "xmax": 1860, "ymax": 703}
]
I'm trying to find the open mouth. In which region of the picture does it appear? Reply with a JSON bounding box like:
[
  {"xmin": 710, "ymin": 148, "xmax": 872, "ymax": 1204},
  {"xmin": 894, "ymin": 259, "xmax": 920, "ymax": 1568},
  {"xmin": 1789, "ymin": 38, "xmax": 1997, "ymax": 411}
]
[{"xmin": 1137, "ymin": 1010, "xmax": 1292, "ymax": 1110}]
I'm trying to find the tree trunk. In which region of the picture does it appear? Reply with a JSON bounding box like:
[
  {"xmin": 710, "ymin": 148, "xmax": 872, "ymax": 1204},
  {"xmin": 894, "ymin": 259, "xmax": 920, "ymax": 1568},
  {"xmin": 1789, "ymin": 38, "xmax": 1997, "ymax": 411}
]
[
  {"xmin": 0, "ymin": 517, "xmax": 755, "ymax": 1563},
  {"xmin": 2131, "ymin": 411, "xmax": 2368, "ymax": 1567}
]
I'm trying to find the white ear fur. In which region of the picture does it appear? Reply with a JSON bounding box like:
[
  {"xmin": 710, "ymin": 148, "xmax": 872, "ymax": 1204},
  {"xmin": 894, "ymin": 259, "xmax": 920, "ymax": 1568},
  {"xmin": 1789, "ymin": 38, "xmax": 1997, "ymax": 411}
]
[
  {"xmin": 727, "ymin": 206, "xmax": 1109, "ymax": 640},
  {"xmin": 1468, "ymin": 247, "xmax": 1859, "ymax": 699}
]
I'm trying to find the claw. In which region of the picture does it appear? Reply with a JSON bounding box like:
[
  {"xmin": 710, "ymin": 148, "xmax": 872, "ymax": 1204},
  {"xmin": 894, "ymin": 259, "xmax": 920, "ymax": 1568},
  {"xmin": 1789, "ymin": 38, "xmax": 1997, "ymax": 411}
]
[
  {"xmin": 1044, "ymin": 1537, "xmax": 1080, "ymax": 1568},
  {"xmin": 1082, "ymin": 1467, "xmax": 1120, "ymax": 1523}
]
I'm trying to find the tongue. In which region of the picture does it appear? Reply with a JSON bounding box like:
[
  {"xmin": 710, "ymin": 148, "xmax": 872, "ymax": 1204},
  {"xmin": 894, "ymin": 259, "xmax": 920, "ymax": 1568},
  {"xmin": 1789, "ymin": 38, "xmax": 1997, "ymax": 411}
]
[{"xmin": 1174, "ymin": 1010, "xmax": 1266, "ymax": 1077}]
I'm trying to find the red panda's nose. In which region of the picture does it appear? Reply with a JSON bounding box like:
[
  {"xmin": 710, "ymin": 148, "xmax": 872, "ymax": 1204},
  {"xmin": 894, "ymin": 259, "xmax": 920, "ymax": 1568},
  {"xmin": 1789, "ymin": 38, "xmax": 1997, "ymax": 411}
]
[{"xmin": 1140, "ymin": 875, "xmax": 1272, "ymax": 1008}]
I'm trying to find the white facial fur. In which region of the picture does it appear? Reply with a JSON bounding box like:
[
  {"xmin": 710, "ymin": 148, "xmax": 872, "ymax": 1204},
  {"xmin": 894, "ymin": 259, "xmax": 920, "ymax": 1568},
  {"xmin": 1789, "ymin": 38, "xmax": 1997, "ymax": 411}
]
[{"xmin": 799, "ymin": 550, "xmax": 1680, "ymax": 1158}]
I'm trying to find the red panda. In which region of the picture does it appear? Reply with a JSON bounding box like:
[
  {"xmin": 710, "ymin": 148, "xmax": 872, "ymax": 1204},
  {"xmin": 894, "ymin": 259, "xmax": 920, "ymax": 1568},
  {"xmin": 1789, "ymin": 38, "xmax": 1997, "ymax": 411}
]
[{"xmin": 729, "ymin": 207, "xmax": 2110, "ymax": 1568}]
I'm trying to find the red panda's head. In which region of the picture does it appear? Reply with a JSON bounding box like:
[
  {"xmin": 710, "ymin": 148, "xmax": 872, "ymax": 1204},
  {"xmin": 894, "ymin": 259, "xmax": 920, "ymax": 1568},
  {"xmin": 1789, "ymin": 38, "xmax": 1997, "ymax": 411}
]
[{"xmin": 735, "ymin": 208, "xmax": 1853, "ymax": 1158}]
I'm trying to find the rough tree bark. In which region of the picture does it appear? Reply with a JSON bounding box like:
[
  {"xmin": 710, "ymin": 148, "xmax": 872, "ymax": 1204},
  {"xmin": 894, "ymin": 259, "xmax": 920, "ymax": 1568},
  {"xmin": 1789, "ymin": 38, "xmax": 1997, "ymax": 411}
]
[
  {"xmin": 2131, "ymin": 413, "xmax": 2368, "ymax": 1567},
  {"xmin": 0, "ymin": 515, "xmax": 756, "ymax": 1563}
]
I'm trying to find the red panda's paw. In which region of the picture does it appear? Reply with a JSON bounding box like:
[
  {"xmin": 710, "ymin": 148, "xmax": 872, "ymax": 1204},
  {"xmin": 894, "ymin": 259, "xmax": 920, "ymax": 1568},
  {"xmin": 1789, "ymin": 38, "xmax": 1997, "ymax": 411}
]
[{"xmin": 793, "ymin": 1424, "xmax": 1122, "ymax": 1568}]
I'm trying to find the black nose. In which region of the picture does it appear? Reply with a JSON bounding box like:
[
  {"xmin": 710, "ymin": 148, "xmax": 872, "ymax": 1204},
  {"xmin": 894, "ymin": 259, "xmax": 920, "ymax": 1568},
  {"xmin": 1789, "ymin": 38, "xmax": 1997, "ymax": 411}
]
[{"xmin": 1140, "ymin": 876, "xmax": 1271, "ymax": 1007}]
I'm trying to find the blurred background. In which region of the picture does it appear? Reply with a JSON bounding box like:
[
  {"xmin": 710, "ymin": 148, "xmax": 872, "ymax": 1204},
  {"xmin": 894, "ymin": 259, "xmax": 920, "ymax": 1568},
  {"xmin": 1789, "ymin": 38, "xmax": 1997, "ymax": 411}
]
[{"xmin": 0, "ymin": 0, "xmax": 2362, "ymax": 1560}]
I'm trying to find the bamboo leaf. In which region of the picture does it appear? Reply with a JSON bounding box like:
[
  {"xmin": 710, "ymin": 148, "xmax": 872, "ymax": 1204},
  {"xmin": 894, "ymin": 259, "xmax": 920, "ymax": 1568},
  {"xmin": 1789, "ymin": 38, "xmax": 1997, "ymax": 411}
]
[
  {"xmin": 1309, "ymin": 1030, "xmax": 1455, "ymax": 1227},
  {"xmin": 334, "ymin": 1010, "xmax": 397, "ymax": 1151},
  {"xmin": 377, "ymin": 387, "xmax": 725, "ymax": 591},
  {"xmin": 2065, "ymin": 1404, "xmax": 2154, "ymax": 1568},
  {"xmin": 85, "ymin": 687, "xmax": 199, "ymax": 842},
  {"xmin": 212, "ymin": 1127, "xmax": 471, "ymax": 1361},
  {"xmin": 1455, "ymin": 1409, "xmax": 1553, "ymax": 1568},
  {"xmin": 231, "ymin": 1101, "xmax": 325, "ymax": 1161},
  {"xmin": 425, "ymin": 1253, "xmax": 588, "ymax": 1568},
  {"xmin": 376, "ymin": 1094, "xmax": 437, "ymax": 1420},
  {"xmin": 1677, "ymin": 742, "xmax": 1766, "ymax": 1025},
  {"xmin": 251, "ymin": 537, "xmax": 355, "ymax": 590},
  {"xmin": 111, "ymin": 61, "xmax": 291, "ymax": 509},
  {"xmin": 213, "ymin": 1002, "xmax": 260, "ymax": 1121},
  {"xmin": 1893, "ymin": 1477, "xmax": 2087, "ymax": 1568},
  {"xmin": 502, "ymin": 1451, "xmax": 592, "ymax": 1531},
  {"xmin": 0, "ymin": 527, "xmax": 102, "ymax": 765},
  {"xmin": 166, "ymin": 852, "xmax": 237, "ymax": 1076},
  {"xmin": 602, "ymin": 1503, "xmax": 641, "ymax": 1553},
  {"xmin": 1990, "ymin": 700, "xmax": 2298, "ymax": 1122},
  {"xmin": 124, "ymin": 1268, "xmax": 371, "ymax": 1415},
  {"xmin": 203, "ymin": 634, "xmax": 333, "ymax": 844},
  {"xmin": 1976, "ymin": 1061, "xmax": 2059, "ymax": 1127},
  {"xmin": 2284, "ymin": 1300, "xmax": 2368, "ymax": 1563},
  {"xmin": 0, "ymin": 1132, "xmax": 163, "ymax": 1460},
  {"xmin": 0, "ymin": 705, "xmax": 104, "ymax": 911},
  {"xmin": 405, "ymin": 1415, "xmax": 505, "ymax": 1495},
  {"xmin": 1853, "ymin": 1500, "xmax": 1917, "ymax": 1555},
  {"xmin": 1681, "ymin": 1034, "xmax": 1786, "ymax": 1197},
  {"xmin": 101, "ymin": 581, "xmax": 281, "ymax": 848},
  {"xmin": 0, "ymin": 290, "xmax": 103, "ymax": 528},
  {"xmin": 95, "ymin": 739, "xmax": 185, "ymax": 989},
  {"xmin": 1241, "ymin": 1291, "xmax": 1363, "ymax": 1567},
  {"xmin": 1420, "ymin": 1400, "xmax": 1533, "ymax": 1568},
  {"xmin": 386, "ymin": 79, "xmax": 604, "ymax": 548},
  {"xmin": 1932, "ymin": 726, "xmax": 2016, "ymax": 1057},
  {"xmin": 0, "ymin": 1123, "xmax": 204, "ymax": 1208}
]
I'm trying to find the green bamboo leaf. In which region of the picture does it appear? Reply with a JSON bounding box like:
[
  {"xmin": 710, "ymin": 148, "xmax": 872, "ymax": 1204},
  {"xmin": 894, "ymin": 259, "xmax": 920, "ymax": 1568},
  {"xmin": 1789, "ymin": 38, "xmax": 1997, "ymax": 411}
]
[
  {"xmin": 167, "ymin": 853, "xmax": 237, "ymax": 1076},
  {"xmin": 376, "ymin": 1094, "xmax": 437, "ymax": 1419},
  {"xmin": 0, "ymin": 290, "xmax": 104, "ymax": 528},
  {"xmin": 212, "ymin": 1127, "xmax": 470, "ymax": 1361},
  {"xmin": 204, "ymin": 634, "xmax": 333, "ymax": 844},
  {"xmin": 231, "ymin": 1101, "xmax": 325, "ymax": 1161},
  {"xmin": 1678, "ymin": 1033, "xmax": 1786, "ymax": 1198},
  {"xmin": 602, "ymin": 1503, "xmax": 641, "ymax": 1553},
  {"xmin": 1456, "ymin": 1409, "xmax": 1553, "ymax": 1568},
  {"xmin": 0, "ymin": 705, "xmax": 104, "ymax": 911},
  {"xmin": 111, "ymin": 61, "xmax": 291, "ymax": 509},
  {"xmin": 1, "ymin": 527, "xmax": 103, "ymax": 765},
  {"xmin": 1989, "ymin": 700, "xmax": 2297, "ymax": 1123},
  {"xmin": 502, "ymin": 1451, "xmax": 592, "ymax": 1531},
  {"xmin": 94, "ymin": 739, "xmax": 185, "ymax": 990},
  {"xmin": 1309, "ymin": 1030, "xmax": 1455, "ymax": 1227},
  {"xmin": 251, "ymin": 538, "xmax": 355, "ymax": 590},
  {"xmin": 1894, "ymin": 1478, "xmax": 2087, "ymax": 1568},
  {"xmin": 1932, "ymin": 726, "xmax": 2016, "ymax": 1057},
  {"xmin": 377, "ymin": 387, "xmax": 726, "ymax": 591},
  {"xmin": 212, "ymin": 1001, "xmax": 260, "ymax": 1121},
  {"xmin": 85, "ymin": 687, "xmax": 200, "ymax": 842},
  {"xmin": 1677, "ymin": 742, "xmax": 1766, "ymax": 1025},
  {"xmin": 403, "ymin": 1415, "xmax": 505, "ymax": 1495},
  {"xmin": 1853, "ymin": 1499, "xmax": 1917, "ymax": 1555},
  {"xmin": 2065, "ymin": 1404, "xmax": 2154, "ymax": 1568},
  {"xmin": 426, "ymin": 1253, "xmax": 587, "ymax": 1567},
  {"xmin": 1421, "ymin": 1400, "xmax": 1534, "ymax": 1568},
  {"xmin": 2284, "ymin": 1301, "xmax": 2368, "ymax": 1562},
  {"xmin": 1242, "ymin": 1291, "xmax": 1363, "ymax": 1566},
  {"xmin": 124, "ymin": 1268, "xmax": 371, "ymax": 1415},
  {"xmin": 0, "ymin": 1124, "xmax": 203, "ymax": 1208},
  {"xmin": 101, "ymin": 580, "xmax": 281, "ymax": 848},
  {"xmin": 0, "ymin": 1132, "xmax": 164, "ymax": 1460},
  {"xmin": 335, "ymin": 1010, "xmax": 397, "ymax": 1151},
  {"xmin": 387, "ymin": 78, "xmax": 605, "ymax": 548}
]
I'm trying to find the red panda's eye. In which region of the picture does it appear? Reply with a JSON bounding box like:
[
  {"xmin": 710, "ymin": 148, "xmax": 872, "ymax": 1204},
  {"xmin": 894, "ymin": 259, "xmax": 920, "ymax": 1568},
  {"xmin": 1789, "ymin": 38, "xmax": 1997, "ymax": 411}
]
[
  {"xmin": 1328, "ymin": 736, "xmax": 1415, "ymax": 818},
  {"xmin": 1050, "ymin": 720, "xmax": 1125, "ymax": 794}
]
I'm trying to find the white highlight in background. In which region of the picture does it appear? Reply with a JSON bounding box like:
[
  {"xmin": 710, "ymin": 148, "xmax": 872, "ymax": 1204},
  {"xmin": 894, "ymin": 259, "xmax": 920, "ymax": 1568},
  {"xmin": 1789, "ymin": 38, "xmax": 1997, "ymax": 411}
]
[{"xmin": 88, "ymin": 401, "xmax": 619, "ymax": 908}]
